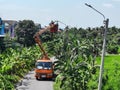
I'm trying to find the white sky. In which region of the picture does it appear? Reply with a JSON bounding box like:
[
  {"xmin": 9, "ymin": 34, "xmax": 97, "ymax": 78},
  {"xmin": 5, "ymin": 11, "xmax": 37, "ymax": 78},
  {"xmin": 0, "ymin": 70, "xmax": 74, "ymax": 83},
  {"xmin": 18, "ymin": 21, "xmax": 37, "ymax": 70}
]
[{"xmin": 0, "ymin": 0, "xmax": 120, "ymax": 28}]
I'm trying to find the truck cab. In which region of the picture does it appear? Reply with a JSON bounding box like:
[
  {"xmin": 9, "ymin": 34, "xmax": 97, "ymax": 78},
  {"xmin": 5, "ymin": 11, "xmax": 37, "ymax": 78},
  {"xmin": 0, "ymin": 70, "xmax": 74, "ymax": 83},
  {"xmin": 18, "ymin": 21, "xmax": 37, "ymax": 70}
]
[{"xmin": 35, "ymin": 59, "xmax": 54, "ymax": 80}]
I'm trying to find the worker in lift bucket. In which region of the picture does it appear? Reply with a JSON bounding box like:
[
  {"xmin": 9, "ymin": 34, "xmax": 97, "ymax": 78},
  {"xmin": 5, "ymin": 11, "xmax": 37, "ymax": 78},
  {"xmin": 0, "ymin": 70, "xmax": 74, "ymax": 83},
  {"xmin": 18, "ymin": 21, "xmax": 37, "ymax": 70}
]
[{"xmin": 49, "ymin": 21, "xmax": 58, "ymax": 33}]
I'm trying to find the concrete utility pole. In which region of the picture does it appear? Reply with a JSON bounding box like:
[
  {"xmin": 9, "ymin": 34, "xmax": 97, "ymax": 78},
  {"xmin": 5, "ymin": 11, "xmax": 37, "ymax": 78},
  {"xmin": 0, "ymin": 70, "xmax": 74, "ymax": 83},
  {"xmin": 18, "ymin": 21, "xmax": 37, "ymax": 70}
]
[{"xmin": 85, "ymin": 3, "xmax": 109, "ymax": 90}]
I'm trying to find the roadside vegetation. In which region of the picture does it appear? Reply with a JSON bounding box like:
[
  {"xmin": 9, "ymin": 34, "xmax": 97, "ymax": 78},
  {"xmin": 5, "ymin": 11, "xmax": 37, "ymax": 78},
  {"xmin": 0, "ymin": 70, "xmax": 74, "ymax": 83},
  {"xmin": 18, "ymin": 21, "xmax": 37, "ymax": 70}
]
[
  {"xmin": 0, "ymin": 46, "xmax": 40, "ymax": 89},
  {"xmin": 0, "ymin": 19, "xmax": 120, "ymax": 90},
  {"xmin": 96, "ymin": 55, "xmax": 120, "ymax": 90}
]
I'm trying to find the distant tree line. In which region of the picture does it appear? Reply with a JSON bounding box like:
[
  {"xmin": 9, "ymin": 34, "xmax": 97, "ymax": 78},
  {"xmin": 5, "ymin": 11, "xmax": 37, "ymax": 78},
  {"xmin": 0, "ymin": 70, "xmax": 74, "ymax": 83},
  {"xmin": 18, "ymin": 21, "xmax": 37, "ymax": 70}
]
[{"xmin": 0, "ymin": 19, "xmax": 120, "ymax": 54}]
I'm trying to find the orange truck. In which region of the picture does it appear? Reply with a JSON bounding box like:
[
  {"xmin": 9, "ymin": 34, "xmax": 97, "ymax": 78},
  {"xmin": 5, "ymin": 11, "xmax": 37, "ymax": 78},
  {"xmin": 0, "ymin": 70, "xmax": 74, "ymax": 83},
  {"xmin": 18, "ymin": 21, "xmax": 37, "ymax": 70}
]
[
  {"xmin": 34, "ymin": 21, "xmax": 58, "ymax": 80},
  {"xmin": 35, "ymin": 59, "xmax": 54, "ymax": 80}
]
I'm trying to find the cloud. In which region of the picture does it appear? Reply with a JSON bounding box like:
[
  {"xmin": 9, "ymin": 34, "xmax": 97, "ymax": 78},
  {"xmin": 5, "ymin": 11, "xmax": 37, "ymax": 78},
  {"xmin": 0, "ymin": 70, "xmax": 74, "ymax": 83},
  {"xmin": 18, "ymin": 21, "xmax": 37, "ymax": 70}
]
[{"xmin": 103, "ymin": 3, "xmax": 114, "ymax": 8}]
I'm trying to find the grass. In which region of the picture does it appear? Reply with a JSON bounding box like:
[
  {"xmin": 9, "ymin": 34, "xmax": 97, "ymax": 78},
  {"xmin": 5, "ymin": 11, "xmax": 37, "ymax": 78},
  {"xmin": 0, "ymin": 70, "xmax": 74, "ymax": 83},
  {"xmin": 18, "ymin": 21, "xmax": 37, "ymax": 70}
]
[
  {"xmin": 96, "ymin": 54, "xmax": 120, "ymax": 90},
  {"xmin": 96, "ymin": 54, "xmax": 120, "ymax": 70}
]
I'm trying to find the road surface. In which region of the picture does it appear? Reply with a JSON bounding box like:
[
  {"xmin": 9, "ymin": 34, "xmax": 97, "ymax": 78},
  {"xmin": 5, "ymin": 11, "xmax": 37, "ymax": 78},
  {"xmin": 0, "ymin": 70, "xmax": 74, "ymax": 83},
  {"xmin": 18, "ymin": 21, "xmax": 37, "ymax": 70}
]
[
  {"xmin": 15, "ymin": 57, "xmax": 57, "ymax": 90},
  {"xmin": 16, "ymin": 70, "xmax": 53, "ymax": 90}
]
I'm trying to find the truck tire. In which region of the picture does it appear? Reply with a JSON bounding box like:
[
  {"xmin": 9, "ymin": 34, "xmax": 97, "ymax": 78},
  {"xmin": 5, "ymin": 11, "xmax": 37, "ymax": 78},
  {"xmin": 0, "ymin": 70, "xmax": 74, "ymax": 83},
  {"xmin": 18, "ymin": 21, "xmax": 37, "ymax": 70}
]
[{"xmin": 36, "ymin": 77, "xmax": 39, "ymax": 80}]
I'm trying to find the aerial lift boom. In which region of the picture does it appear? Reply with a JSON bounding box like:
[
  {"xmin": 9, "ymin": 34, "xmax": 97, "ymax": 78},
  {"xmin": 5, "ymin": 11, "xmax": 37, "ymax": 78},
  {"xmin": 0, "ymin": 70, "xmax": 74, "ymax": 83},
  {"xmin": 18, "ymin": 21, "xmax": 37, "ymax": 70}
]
[
  {"xmin": 34, "ymin": 21, "xmax": 58, "ymax": 80},
  {"xmin": 34, "ymin": 21, "xmax": 58, "ymax": 59}
]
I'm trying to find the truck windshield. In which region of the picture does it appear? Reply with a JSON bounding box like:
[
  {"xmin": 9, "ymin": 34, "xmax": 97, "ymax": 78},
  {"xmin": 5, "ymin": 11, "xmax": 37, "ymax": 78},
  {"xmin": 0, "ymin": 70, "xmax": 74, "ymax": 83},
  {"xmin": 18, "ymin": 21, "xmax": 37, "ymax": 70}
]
[{"xmin": 36, "ymin": 62, "xmax": 52, "ymax": 69}]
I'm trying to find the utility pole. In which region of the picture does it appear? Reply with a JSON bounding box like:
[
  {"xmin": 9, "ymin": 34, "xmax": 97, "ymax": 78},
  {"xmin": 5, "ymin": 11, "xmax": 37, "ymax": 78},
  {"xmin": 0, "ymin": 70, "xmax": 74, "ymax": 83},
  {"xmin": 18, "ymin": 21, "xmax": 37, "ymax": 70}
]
[
  {"xmin": 98, "ymin": 18, "xmax": 109, "ymax": 90},
  {"xmin": 85, "ymin": 3, "xmax": 109, "ymax": 90}
]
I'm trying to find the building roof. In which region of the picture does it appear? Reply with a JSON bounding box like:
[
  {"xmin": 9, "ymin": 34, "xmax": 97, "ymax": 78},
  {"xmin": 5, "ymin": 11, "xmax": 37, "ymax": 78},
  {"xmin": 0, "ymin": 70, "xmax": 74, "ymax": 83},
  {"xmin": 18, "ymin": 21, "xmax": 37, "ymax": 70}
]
[{"xmin": 3, "ymin": 20, "xmax": 18, "ymax": 25}]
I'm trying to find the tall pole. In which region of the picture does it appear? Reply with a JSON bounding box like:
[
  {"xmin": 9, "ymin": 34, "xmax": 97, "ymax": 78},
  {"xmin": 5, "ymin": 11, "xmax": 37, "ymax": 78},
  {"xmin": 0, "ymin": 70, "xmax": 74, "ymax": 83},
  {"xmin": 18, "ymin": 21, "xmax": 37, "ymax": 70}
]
[
  {"xmin": 98, "ymin": 19, "xmax": 109, "ymax": 90},
  {"xmin": 85, "ymin": 3, "xmax": 109, "ymax": 90}
]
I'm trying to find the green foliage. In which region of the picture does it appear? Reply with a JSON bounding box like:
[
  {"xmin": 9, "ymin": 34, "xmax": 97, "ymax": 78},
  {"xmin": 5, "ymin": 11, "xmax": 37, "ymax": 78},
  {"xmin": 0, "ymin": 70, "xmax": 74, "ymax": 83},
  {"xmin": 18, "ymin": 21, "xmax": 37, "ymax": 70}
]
[
  {"xmin": 0, "ymin": 45, "xmax": 41, "ymax": 89},
  {"xmin": 15, "ymin": 20, "xmax": 38, "ymax": 47},
  {"xmin": 3, "ymin": 34, "xmax": 21, "ymax": 50},
  {"xmin": 95, "ymin": 55, "xmax": 120, "ymax": 90},
  {"xmin": 53, "ymin": 28, "xmax": 98, "ymax": 90},
  {"xmin": 107, "ymin": 45, "xmax": 119, "ymax": 54},
  {"xmin": 1, "ymin": 24, "xmax": 120, "ymax": 90},
  {"xmin": 52, "ymin": 26, "xmax": 120, "ymax": 90},
  {"xmin": 0, "ymin": 34, "xmax": 22, "ymax": 53},
  {"xmin": 102, "ymin": 61, "xmax": 120, "ymax": 90}
]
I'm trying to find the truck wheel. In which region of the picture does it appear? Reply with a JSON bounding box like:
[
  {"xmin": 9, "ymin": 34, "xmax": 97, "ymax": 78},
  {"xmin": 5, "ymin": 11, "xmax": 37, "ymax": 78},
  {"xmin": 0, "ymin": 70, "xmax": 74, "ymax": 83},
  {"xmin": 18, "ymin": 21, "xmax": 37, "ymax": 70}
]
[{"xmin": 36, "ymin": 77, "xmax": 39, "ymax": 80}]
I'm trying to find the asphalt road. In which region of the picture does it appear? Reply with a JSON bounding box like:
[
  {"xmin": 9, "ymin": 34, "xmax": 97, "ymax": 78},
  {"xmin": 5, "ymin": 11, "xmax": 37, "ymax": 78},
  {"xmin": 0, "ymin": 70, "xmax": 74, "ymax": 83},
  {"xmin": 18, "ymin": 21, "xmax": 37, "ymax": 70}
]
[
  {"xmin": 15, "ymin": 57, "xmax": 57, "ymax": 90},
  {"xmin": 16, "ymin": 70, "xmax": 53, "ymax": 90}
]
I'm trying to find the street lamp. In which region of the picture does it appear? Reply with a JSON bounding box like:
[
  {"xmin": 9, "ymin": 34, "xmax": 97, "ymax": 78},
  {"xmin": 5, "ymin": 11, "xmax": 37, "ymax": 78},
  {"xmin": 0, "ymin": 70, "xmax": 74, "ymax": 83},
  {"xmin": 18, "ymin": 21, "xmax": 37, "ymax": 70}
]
[{"xmin": 85, "ymin": 3, "xmax": 109, "ymax": 90}]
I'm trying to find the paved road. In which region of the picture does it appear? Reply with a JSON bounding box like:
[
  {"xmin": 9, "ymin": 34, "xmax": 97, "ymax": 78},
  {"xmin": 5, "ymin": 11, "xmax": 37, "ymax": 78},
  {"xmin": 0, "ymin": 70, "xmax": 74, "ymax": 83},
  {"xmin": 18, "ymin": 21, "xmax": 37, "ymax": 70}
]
[{"xmin": 16, "ymin": 70, "xmax": 53, "ymax": 90}]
